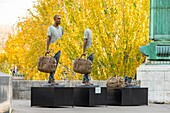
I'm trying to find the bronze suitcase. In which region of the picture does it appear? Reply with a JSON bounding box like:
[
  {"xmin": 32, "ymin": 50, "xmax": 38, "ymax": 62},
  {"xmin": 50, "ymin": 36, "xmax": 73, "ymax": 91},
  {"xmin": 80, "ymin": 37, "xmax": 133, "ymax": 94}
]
[
  {"xmin": 38, "ymin": 55, "xmax": 56, "ymax": 73},
  {"xmin": 73, "ymin": 57, "xmax": 92, "ymax": 74}
]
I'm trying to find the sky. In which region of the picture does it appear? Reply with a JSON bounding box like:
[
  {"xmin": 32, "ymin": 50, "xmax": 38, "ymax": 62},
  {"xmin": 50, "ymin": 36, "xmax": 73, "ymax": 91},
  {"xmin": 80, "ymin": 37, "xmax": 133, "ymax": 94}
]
[{"xmin": 0, "ymin": 0, "xmax": 36, "ymax": 25}]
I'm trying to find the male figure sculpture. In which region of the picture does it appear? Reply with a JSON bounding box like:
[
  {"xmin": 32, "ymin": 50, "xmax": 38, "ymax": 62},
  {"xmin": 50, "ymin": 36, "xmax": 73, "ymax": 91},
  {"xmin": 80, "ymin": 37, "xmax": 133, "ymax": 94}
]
[
  {"xmin": 46, "ymin": 14, "xmax": 64, "ymax": 85},
  {"xmin": 82, "ymin": 28, "xmax": 94, "ymax": 85}
]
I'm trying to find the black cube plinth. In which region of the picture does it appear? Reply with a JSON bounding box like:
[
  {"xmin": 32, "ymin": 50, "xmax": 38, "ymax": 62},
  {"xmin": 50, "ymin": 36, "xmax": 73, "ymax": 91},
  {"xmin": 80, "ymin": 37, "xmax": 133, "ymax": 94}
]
[
  {"xmin": 74, "ymin": 87, "xmax": 107, "ymax": 106},
  {"xmin": 107, "ymin": 87, "xmax": 148, "ymax": 106},
  {"xmin": 31, "ymin": 87, "xmax": 74, "ymax": 107}
]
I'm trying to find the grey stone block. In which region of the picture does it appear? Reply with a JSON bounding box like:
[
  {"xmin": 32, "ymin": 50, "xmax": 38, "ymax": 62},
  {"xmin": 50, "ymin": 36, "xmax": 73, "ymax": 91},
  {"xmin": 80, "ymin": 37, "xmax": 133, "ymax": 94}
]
[
  {"xmin": 137, "ymin": 64, "xmax": 170, "ymax": 103},
  {"xmin": 137, "ymin": 72, "xmax": 154, "ymax": 81},
  {"xmin": 140, "ymin": 80, "xmax": 155, "ymax": 91},
  {"xmin": 164, "ymin": 81, "xmax": 170, "ymax": 91},
  {"xmin": 165, "ymin": 72, "xmax": 170, "ymax": 81},
  {"xmin": 0, "ymin": 72, "xmax": 12, "ymax": 113},
  {"xmin": 165, "ymin": 91, "xmax": 170, "ymax": 103}
]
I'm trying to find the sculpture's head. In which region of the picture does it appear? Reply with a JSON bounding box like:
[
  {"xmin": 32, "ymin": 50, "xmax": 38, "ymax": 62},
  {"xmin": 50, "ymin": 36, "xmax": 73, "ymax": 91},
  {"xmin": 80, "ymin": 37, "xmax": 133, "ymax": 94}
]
[{"xmin": 54, "ymin": 14, "xmax": 61, "ymax": 25}]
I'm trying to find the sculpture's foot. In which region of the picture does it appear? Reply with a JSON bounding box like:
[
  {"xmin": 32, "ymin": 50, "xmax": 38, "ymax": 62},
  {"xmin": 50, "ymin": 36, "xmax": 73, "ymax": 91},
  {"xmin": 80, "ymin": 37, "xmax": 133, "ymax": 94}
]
[
  {"xmin": 41, "ymin": 80, "xmax": 65, "ymax": 87},
  {"xmin": 76, "ymin": 82, "xmax": 99, "ymax": 87},
  {"xmin": 82, "ymin": 81, "xmax": 93, "ymax": 85},
  {"xmin": 48, "ymin": 80, "xmax": 59, "ymax": 85},
  {"xmin": 42, "ymin": 83, "xmax": 65, "ymax": 87}
]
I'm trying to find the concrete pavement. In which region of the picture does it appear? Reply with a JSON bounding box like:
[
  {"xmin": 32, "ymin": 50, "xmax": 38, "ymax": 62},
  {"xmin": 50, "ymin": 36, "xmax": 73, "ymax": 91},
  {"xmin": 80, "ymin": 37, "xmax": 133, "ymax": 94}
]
[{"xmin": 12, "ymin": 100, "xmax": 170, "ymax": 113}]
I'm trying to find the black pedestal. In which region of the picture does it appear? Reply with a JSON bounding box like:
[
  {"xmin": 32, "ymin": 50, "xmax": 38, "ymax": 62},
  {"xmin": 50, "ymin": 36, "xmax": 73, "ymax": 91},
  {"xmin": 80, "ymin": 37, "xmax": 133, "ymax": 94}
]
[
  {"xmin": 107, "ymin": 87, "xmax": 148, "ymax": 106},
  {"xmin": 74, "ymin": 87, "xmax": 107, "ymax": 106},
  {"xmin": 31, "ymin": 87, "xmax": 74, "ymax": 107}
]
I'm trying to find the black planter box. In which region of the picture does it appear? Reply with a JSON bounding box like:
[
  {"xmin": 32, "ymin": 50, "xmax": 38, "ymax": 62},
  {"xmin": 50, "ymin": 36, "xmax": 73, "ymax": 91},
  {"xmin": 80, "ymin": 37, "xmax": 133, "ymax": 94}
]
[
  {"xmin": 107, "ymin": 87, "xmax": 148, "ymax": 106},
  {"xmin": 74, "ymin": 87, "xmax": 107, "ymax": 106},
  {"xmin": 31, "ymin": 87, "xmax": 74, "ymax": 107}
]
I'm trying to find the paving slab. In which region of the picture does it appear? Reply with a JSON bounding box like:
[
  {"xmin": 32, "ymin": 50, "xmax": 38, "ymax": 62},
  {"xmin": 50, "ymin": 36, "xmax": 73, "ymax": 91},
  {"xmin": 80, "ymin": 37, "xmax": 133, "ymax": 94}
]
[{"xmin": 12, "ymin": 100, "xmax": 170, "ymax": 113}]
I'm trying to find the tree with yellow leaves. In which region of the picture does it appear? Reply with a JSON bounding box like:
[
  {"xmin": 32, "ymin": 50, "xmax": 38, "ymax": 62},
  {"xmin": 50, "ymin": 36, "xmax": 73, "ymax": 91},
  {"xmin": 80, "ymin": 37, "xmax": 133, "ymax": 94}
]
[{"xmin": 0, "ymin": 0, "xmax": 149, "ymax": 80}]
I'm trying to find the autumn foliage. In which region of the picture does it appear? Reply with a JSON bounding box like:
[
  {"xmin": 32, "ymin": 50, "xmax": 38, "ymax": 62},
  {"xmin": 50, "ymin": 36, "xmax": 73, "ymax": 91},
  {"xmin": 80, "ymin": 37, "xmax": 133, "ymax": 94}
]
[{"xmin": 0, "ymin": 0, "xmax": 149, "ymax": 80}]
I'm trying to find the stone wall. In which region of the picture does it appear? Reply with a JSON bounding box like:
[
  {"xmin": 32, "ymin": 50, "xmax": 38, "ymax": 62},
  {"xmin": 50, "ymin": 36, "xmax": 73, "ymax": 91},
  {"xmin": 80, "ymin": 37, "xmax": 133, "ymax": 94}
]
[
  {"xmin": 0, "ymin": 72, "xmax": 12, "ymax": 113},
  {"xmin": 13, "ymin": 80, "xmax": 107, "ymax": 100},
  {"xmin": 137, "ymin": 64, "xmax": 170, "ymax": 103}
]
